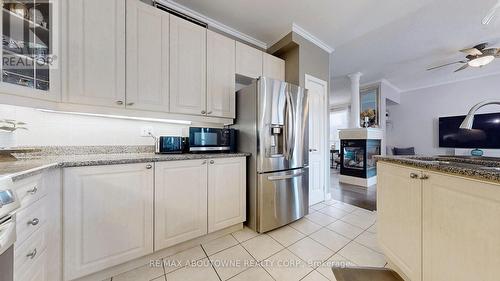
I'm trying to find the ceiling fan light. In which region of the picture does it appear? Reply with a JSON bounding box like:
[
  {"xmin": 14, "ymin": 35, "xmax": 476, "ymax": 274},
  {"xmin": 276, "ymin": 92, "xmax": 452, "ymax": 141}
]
[{"xmin": 468, "ymin": 55, "xmax": 495, "ymax": 67}]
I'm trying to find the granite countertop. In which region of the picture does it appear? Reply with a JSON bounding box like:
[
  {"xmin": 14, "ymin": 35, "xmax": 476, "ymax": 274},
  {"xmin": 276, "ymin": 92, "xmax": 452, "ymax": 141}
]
[
  {"xmin": 375, "ymin": 155, "xmax": 500, "ymax": 184},
  {"xmin": 0, "ymin": 146, "xmax": 250, "ymax": 182}
]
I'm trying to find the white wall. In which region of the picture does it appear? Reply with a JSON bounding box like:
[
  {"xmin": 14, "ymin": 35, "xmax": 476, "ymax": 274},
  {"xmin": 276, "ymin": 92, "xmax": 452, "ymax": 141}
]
[
  {"xmin": 330, "ymin": 77, "xmax": 351, "ymax": 107},
  {"xmin": 0, "ymin": 104, "xmax": 190, "ymax": 147},
  {"xmin": 386, "ymin": 74, "xmax": 500, "ymax": 156}
]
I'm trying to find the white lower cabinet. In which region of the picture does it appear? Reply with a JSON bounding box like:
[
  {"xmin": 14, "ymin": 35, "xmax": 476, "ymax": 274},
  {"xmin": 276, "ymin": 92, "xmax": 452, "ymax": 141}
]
[
  {"xmin": 377, "ymin": 163, "xmax": 422, "ymax": 281},
  {"xmin": 378, "ymin": 162, "xmax": 500, "ymax": 281},
  {"xmin": 62, "ymin": 158, "xmax": 246, "ymax": 279},
  {"xmin": 154, "ymin": 160, "xmax": 208, "ymax": 250},
  {"xmin": 208, "ymin": 157, "xmax": 246, "ymax": 232},
  {"xmin": 63, "ymin": 163, "xmax": 154, "ymax": 280},
  {"xmin": 13, "ymin": 169, "xmax": 61, "ymax": 281},
  {"xmin": 16, "ymin": 250, "xmax": 48, "ymax": 281},
  {"xmin": 422, "ymin": 171, "xmax": 500, "ymax": 281}
]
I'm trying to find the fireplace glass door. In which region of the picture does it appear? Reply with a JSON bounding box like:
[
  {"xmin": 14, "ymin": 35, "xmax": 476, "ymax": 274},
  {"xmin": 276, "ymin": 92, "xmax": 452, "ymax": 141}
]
[
  {"xmin": 343, "ymin": 146, "xmax": 365, "ymax": 170},
  {"xmin": 340, "ymin": 139, "xmax": 381, "ymax": 179}
]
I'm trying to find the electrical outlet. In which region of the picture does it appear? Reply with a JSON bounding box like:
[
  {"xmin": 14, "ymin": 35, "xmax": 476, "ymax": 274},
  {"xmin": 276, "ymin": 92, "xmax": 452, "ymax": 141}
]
[{"xmin": 141, "ymin": 126, "xmax": 154, "ymax": 137}]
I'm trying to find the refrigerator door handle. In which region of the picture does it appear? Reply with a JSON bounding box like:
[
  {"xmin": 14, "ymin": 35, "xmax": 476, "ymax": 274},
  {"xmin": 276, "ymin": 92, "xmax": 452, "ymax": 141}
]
[
  {"xmin": 267, "ymin": 172, "xmax": 303, "ymax": 181},
  {"xmin": 284, "ymin": 91, "xmax": 295, "ymax": 160}
]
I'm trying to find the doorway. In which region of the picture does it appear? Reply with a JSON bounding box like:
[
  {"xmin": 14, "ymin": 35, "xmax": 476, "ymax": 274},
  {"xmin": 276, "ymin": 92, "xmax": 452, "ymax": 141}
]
[{"xmin": 305, "ymin": 74, "xmax": 328, "ymax": 206}]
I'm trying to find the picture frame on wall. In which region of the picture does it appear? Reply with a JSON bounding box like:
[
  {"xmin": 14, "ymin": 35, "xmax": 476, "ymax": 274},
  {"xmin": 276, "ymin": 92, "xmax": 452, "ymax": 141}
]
[{"xmin": 359, "ymin": 86, "xmax": 380, "ymax": 128}]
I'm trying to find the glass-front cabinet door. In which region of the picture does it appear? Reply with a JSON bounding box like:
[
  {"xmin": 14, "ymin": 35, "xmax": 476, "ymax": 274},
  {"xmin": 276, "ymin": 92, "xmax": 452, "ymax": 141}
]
[{"xmin": 1, "ymin": 0, "xmax": 59, "ymax": 100}]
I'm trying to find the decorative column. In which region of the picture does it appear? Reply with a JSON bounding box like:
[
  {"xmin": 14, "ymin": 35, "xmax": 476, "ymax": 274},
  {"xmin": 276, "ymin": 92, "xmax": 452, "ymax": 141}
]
[{"xmin": 348, "ymin": 72, "xmax": 362, "ymax": 128}]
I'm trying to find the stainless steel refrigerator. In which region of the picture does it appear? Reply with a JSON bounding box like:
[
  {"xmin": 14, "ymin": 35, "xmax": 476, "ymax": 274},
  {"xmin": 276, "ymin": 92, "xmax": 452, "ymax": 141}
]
[{"xmin": 233, "ymin": 77, "xmax": 309, "ymax": 233}]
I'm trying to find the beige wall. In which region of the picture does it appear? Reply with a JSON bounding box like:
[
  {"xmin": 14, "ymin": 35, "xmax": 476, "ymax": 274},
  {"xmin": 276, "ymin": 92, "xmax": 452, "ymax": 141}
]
[{"xmin": 268, "ymin": 32, "xmax": 330, "ymax": 92}]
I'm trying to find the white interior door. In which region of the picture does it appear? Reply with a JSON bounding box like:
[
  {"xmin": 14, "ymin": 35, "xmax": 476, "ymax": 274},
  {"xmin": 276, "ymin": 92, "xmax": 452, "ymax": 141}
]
[{"xmin": 305, "ymin": 74, "xmax": 328, "ymax": 206}]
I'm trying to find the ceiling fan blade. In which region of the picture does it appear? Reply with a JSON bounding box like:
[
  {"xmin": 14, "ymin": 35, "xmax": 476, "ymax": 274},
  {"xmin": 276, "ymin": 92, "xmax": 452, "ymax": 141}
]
[
  {"xmin": 482, "ymin": 48, "xmax": 500, "ymax": 56},
  {"xmin": 460, "ymin": 47, "xmax": 483, "ymax": 56},
  {"xmin": 454, "ymin": 64, "xmax": 469, "ymax": 72},
  {"xmin": 427, "ymin": 61, "xmax": 466, "ymax": 71},
  {"xmin": 483, "ymin": 0, "xmax": 500, "ymax": 25},
  {"xmin": 474, "ymin": 43, "xmax": 489, "ymax": 50}
]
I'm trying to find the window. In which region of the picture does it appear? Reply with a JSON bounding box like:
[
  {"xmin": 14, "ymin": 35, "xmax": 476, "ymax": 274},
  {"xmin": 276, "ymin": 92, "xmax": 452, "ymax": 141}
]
[{"xmin": 329, "ymin": 107, "xmax": 349, "ymax": 150}]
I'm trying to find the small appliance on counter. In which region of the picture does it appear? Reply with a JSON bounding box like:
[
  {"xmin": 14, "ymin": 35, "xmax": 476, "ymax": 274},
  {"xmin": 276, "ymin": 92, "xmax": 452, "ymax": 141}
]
[
  {"xmin": 155, "ymin": 136, "xmax": 189, "ymax": 154},
  {"xmin": 188, "ymin": 127, "xmax": 237, "ymax": 153}
]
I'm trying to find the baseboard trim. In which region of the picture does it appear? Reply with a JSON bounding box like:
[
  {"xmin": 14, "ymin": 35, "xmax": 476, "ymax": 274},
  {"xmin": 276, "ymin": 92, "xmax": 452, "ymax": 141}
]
[{"xmin": 73, "ymin": 223, "xmax": 243, "ymax": 281}]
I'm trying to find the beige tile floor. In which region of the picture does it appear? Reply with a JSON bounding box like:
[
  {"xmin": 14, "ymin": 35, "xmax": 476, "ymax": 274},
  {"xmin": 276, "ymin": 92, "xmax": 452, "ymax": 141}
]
[{"xmin": 110, "ymin": 199, "xmax": 385, "ymax": 281}]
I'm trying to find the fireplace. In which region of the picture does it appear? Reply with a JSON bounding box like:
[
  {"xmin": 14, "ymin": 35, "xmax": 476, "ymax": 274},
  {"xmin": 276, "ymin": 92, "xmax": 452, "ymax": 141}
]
[
  {"xmin": 338, "ymin": 128, "xmax": 383, "ymax": 187},
  {"xmin": 341, "ymin": 139, "xmax": 381, "ymax": 178}
]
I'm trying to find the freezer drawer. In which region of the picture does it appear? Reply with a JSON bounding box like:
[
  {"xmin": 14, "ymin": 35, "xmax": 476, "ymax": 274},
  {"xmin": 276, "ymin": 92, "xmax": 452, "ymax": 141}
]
[{"xmin": 258, "ymin": 168, "xmax": 309, "ymax": 233}]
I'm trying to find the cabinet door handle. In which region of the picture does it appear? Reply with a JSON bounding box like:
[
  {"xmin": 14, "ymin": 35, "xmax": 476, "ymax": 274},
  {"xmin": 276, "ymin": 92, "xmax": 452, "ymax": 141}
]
[
  {"xmin": 207, "ymin": 111, "xmax": 213, "ymax": 115},
  {"xmin": 27, "ymin": 186, "xmax": 38, "ymax": 195},
  {"xmin": 146, "ymin": 164, "xmax": 153, "ymax": 169},
  {"xmin": 201, "ymin": 110, "xmax": 206, "ymax": 115},
  {"xmin": 201, "ymin": 160, "xmax": 207, "ymax": 165},
  {"xmin": 116, "ymin": 101, "xmax": 124, "ymax": 105},
  {"xmin": 126, "ymin": 102, "xmax": 134, "ymax": 106},
  {"xmin": 210, "ymin": 160, "xmax": 215, "ymax": 164},
  {"xmin": 27, "ymin": 218, "xmax": 40, "ymax": 226},
  {"xmin": 26, "ymin": 248, "xmax": 37, "ymax": 259},
  {"xmin": 419, "ymin": 174, "xmax": 429, "ymax": 180},
  {"xmin": 410, "ymin": 173, "xmax": 419, "ymax": 179}
]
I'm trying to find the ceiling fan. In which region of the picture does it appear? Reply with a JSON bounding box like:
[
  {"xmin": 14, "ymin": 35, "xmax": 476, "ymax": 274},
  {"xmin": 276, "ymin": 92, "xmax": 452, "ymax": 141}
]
[{"xmin": 427, "ymin": 43, "xmax": 500, "ymax": 72}]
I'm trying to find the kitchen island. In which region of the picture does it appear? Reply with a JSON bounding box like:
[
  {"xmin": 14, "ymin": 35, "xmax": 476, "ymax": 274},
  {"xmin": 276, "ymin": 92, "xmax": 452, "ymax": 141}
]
[{"xmin": 376, "ymin": 156, "xmax": 500, "ymax": 281}]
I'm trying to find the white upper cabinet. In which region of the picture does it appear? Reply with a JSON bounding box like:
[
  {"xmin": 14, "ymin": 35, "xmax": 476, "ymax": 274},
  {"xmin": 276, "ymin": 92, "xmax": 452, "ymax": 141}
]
[
  {"xmin": 263, "ymin": 53, "xmax": 285, "ymax": 81},
  {"xmin": 0, "ymin": 0, "xmax": 60, "ymax": 100},
  {"xmin": 208, "ymin": 157, "xmax": 246, "ymax": 233},
  {"xmin": 155, "ymin": 160, "xmax": 208, "ymax": 250},
  {"xmin": 66, "ymin": 0, "xmax": 126, "ymax": 107},
  {"xmin": 235, "ymin": 41, "xmax": 263, "ymax": 79},
  {"xmin": 126, "ymin": 0, "xmax": 169, "ymax": 112},
  {"xmin": 169, "ymin": 16, "xmax": 207, "ymax": 115},
  {"xmin": 63, "ymin": 163, "xmax": 154, "ymax": 280},
  {"xmin": 207, "ymin": 30, "xmax": 236, "ymax": 118}
]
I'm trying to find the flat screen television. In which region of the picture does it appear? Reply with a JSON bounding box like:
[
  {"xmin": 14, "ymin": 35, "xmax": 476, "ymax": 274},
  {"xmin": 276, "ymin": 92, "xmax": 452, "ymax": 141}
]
[{"xmin": 439, "ymin": 112, "xmax": 500, "ymax": 148}]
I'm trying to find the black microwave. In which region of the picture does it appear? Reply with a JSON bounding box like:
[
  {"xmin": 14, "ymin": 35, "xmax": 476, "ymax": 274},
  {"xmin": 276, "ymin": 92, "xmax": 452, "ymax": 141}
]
[
  {"xmin": 189, "ymin": 127, "xmax": 236, "ymax": 153},
  {"xmin": 156, "ymin": 136, "xmax": 189, "ymax": 154}
]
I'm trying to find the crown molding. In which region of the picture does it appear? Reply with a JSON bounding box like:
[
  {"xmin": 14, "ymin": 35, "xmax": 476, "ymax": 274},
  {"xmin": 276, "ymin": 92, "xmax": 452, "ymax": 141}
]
[
  {"xmin": 379, "ymin": 79, "xmax": 402, "ymax": 93},
  {"xmin": 292, "ymin": 23, "xmax": 334, "ymax": 54},
  {"xmin": 157, "ymin": 0, "xmax": 267, "ymax": 49},
  {"xmin": 362, "ymin": 78, "xmax": 402, "ymax": 93}
]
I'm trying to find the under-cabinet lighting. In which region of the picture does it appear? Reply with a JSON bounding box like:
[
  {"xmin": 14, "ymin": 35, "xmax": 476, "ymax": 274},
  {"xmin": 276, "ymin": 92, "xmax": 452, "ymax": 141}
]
[{"xmin": 36, "ymin": 109, "xmax": 192, "ymax": 125}]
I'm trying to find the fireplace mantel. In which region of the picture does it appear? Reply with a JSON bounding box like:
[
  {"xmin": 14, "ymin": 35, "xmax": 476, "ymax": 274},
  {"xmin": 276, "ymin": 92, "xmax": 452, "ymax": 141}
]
[{"xmin": 339, "ymin": 128, "xmax": 383, "ymax": 140}]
